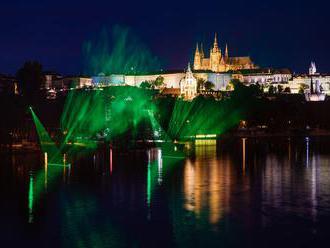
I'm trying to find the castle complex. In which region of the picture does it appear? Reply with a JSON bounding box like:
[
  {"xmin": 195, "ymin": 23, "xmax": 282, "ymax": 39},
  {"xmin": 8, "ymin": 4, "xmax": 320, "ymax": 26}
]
[
  {"xmin": 38, "ymin": 33, "xmax": 330, "ymax": 101},
  {"xmin": 194, "ymin": 34, "xmax": 257, "ymax": 72}
]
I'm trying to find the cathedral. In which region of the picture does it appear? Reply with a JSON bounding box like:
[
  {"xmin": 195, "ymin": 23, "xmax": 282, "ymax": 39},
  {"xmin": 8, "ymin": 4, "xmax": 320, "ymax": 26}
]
[{"xmin": 193, "ymin": 34, "xmax": 257, "ymax": 72}]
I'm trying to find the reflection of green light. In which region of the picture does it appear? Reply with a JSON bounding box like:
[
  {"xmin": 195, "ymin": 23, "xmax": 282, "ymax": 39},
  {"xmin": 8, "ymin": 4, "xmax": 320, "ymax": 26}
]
[
  {"xmin": 48, "ymin": 163, "xmax": 71, "ymax": 167},
  {"xmin": 28, "ymin": 173, "xmax": 34, "ymax": 223}
]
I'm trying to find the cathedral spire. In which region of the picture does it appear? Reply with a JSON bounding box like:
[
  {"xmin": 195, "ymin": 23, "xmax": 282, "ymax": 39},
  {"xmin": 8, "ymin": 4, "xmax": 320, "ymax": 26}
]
[
  {"xmin": 195, "ymin": 43, "xmax": 200, "ymax": 55},
  {"xmin": 194, "ymin": 43, "xmax": 201, "ymax": 70},
  {"xmin": 200, "ymin": 43, "xmax": 205, "ymax": 58},
  {"xmin": 212, "ymin": 32, "xmax": 220, "ymax": 54},
  {"xmin": 213, "ymin": 33, "xmax": 219, "ymax": 50},
  {"xmin": 225, "ymin": 43, "xmax": 229, "ymax": 58},
  {"xmin": 214, "ymin": 33, "xmax": 218, "ymax": 46}
]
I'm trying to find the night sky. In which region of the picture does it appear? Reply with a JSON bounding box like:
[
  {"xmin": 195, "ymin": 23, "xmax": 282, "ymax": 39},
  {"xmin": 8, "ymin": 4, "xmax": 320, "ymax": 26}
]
[{"xmin": 1, "ymin": 0, "xmax": 329, "ymax": 75}]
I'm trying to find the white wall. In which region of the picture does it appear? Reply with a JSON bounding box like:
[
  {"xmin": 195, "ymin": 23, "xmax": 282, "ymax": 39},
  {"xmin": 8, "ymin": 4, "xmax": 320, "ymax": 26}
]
[{"xmin": 91, "ymin": 72, "xmax": 231, "ymax": 90}]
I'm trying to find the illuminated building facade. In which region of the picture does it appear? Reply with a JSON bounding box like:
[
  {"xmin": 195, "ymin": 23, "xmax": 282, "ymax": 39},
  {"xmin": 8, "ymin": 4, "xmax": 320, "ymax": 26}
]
[
  {"xmin": 194, "ymin": 34, "xmax": 257, "ymax": 72},
  {"xmin": 0, "ymin": 74, "xmax": 18, "ymax": 95},
  {"xmin": 288, "ymin": 62, "xmax": 330, "ymax": 95},
  {"xmin": 180, "ymin": 64, "xmax": 197, "ymax": 99},
  {"xmin": 92, "ymin": 71, "xmax": 231, "ymax": 92},
  {"xmin": 43, "ymin": 73, "xmax": 92, "ymax": 91},
  {"xmin": 232, "ymin": 68, "xmax": 292, "ymax": 84}
]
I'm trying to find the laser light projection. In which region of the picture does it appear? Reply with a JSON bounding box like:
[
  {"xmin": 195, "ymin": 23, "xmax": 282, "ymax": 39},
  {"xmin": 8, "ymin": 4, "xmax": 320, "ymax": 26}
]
[
  {"xmin": 27, "ymin": 26, "xmax": 244, "ymax": 223},
  {"xmin": 28, "ymin": 86, "xmax": 242, "ymax": 223}
]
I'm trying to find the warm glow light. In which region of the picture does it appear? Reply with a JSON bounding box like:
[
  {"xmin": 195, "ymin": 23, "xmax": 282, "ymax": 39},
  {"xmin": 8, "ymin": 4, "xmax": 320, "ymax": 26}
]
[
  {"xmin": 242, "ymin": 138, "xmax": 246, "ymax": 174},
  {"xmin": 195, "ymin": 134, "xmax": 217, "ymax": 139}
]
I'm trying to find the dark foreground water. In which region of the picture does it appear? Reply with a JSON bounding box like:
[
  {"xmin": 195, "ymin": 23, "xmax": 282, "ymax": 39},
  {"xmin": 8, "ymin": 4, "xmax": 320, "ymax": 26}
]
[{"xmin": 1, "ymin": 137, "xmax": 330, "ymax": 248}]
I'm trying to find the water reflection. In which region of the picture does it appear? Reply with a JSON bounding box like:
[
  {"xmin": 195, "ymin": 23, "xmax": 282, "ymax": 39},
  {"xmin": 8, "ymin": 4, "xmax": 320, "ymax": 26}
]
[
  {"xmin": 242, "ymin": 138, "xmax": 246, "ymax": 174},
  {"xmin": 1, "ymin": 137, "xmax": 330, "ymax": 247},
  {"xmin": 183, "ymin": 141, "xmax": 230, "ymax": 225},
  {"xmin": 28, "ymin": 172, "xmax": 34, "ymax": 223}
]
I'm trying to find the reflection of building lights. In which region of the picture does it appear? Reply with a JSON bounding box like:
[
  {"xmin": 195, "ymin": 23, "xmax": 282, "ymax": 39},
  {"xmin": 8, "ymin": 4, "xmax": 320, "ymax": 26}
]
[
  {"xmin": 157, "ymin": 149, "xmax": 163, "ymax": 185},
  {"xmin": 184, "ymin": 147, "xmax": 229, "ymax": 225},
  {"xmin": 209, "ymin": 160, "xmax": 221, "ymax": 224},
  {"xmin": 195, "ymin": 139, "xmax": 216, "ymax": 146},
  {"xmin": 184, "ymin": 160, "xmax": 195, "ymax": 211},
  {"xmin": 288, "ymin": 138, "xmax": 291, "ymax": 163},
  {"xmin": 242, "ymin": 138, "xmax": 246, "ymax": 174},
  {"xmin": 306, "ymin": 137, "xmax": 309, "ymax": 167},
  {"xmin": 311, "ymin": 155, "xmax": 317, "ymax": 221}
]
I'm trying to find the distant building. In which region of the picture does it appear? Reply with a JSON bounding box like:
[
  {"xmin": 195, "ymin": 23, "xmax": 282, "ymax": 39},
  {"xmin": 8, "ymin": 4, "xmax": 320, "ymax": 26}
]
[
  {"xmin": 233, "ymin": 68, "xmax": 292, "ymax": 85},
  {"xmin": 0, "ymin": 74, "xmax": 18, "ymax": 95},
  {"xmin": 43, "ymin": 73, "xmax": 92, "ymax": 91},
  {"xmin": 288, "ymin": 62, "xmax": 330, "ymax": 95},
  {"xmin": 43, "ymin": 72, "xmax": 63, "ymax": 90},
  {"xmin": 73, "ymin": 77, "xmax": 93, "ymax": 88},
  {"xmin": 194, "ymin": 33, "xmax": 257, "ymax": 72}
]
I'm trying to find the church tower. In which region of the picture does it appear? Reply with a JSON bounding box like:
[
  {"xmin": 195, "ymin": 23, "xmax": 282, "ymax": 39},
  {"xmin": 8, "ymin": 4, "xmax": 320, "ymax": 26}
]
[
  {"xmin": 210, "ymin": 33, "xmax": 222, "ymax": 72},
  {"xmin": 180, "ymin": 63, "xmax": 197, "ymax": 100},
  {"xmin": 200, "ymin": 43, "xmax": 205, "ymax": 59},
  {"xmin": 225, "ymin": 44, "xmax": 229, "ymax": 59},
  {"xmin": 193, "ymin": 43, "xmax": 201, "ymax": 70},
  {"xmin": 222, "ymin": 43, "xmax": 229, "ymax": 71},
  {"xmin": 309, "ymin": 61, "xmax": 317, "ymax": 75}
]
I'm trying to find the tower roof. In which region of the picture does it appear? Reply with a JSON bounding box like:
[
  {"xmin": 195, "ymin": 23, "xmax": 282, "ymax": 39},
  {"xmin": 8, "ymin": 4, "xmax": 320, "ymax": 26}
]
[
  {"xmin": 200, "ymin": 43, "xmax": 205, "ymax": 57},
  {"xmin": 212, "ymin": 33, "xmax": 220, "ymax": 52},
  {"xmin": 195, "ymin": 43, "xmax": 199, "ymax": 54},
  {"xmin": 187, "ymin": 62, "xmax": 192, "ymax": 72},
  {"xmin": 214, "ymin": 33, "xmax": 218, "ymax": 46},
  {"xmin": 225, "ymin": 43, "xmax": 229, "ymax": 58}
]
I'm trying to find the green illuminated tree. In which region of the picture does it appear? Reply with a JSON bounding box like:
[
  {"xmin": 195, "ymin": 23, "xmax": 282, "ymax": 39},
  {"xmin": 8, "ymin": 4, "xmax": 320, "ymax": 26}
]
[
  {"xmin": 140, "ymin": 81, "xmax": 152, "ymax": 89},
  {"xmin": 152, "ymin": 76, "xmax": 164, "ymax": 89},
  {"xmin": 16, "ymin": 61, "xmax": 44, "ymax": 102}
]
